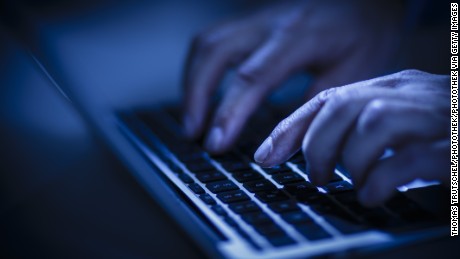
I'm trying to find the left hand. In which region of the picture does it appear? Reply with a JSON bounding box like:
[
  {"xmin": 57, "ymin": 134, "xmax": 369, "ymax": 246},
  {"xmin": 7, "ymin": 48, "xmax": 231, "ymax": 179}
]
[{"xmin": 254, "ymin": 69, "xmax": 450, "ymax": 206}]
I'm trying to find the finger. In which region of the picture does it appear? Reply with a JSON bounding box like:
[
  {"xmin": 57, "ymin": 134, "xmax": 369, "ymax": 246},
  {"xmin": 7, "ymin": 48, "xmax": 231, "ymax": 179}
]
[
  {"xmin": 358, "ymin": 140, "xmax": 450, "ymax": 207},
  {"xmin": 342, "ymin": 98, "xmax": 449, "ymax": 188},
  {"xmin": 254, "ymin": 74, "xmax": 396, "ymax": 167},
  {"xmin": 253, "ymin": 60, "xmax": 404, "ymax": 167},
  {"xmin": 302, "ymin": 86, "xmax": 402, "ymax": 186},
  {"xmin": 253, "ymin": 87, "xmax": 338, "ymax": 167},
  {"xmin": 182, "ymin": 28, "xmax": 264, "ymax": 138},
  {"xmin": 204, "ymin": 31, "xmax": 311, "ymax": 153}
]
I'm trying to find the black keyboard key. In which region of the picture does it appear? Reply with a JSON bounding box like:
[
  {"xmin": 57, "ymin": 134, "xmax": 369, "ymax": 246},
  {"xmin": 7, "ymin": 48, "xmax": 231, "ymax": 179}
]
[
  {"xmin": 206, "ymin": 180, "xmax": 238, "ymax": 193},
  {"xmin": 210, "ymin": 152, "xmax": 240, "ymax": 162},
  {"xmin": 211, "ymin": 205, "xmax": 227, "ymax": 216},
  {"xmin": 179, "ymin": 174, "xmax": 194, "ymax": 184},
  {"xmin": 288, "ymin": 153, "xmax": 304, "ymax": 164},
  {"xmin": 385, "ymin": 194, "xmax": 432, "ymax": 222},
  {"xmin": 324, "ymin": 215, "xmax": 368, "ymax": 234},
  {"xmin": 221, "ymin": 162, "xmax": 252, "ymax": 172},
  {"xmin": 281, "ymin": 211, "xmax": 313, "ymax": 224},
  {"xmin": 310, "ymin": 200, "xmax": 359, "ymax": 223},
  {"xmin": 272, "ymin": 173, "xmax": 304, "ymax": 185},
  {"xmin": 268, "ymin": 201, "xmax": 301, "ymax": 213},
  {"xmin": 329, "ymin": 173, "xmax": 344, "ymax": 182},
  {"xmin": 324, "ymin": 181, "xmax": 353, "ymax": 194},
  {"xmin": 284, "ymin": 182, "xmax": 318, "ymax": 196},
  {"xmin": 188, "ymin": 183, "xmax": 205, "ymax": 194},
  {"xmin": 296, "ymin": 192, "xmax": 329, "ymax": 205},
  {"xmin": 196, "ymin": 171, "xmax": 226, "ymax": 183},
  {"xmin": 255, "ymin": 190, "xmax": 289, "ymax": 203},
  {"xmin": 186, "ymin": 161, "xmax": 215, "ymax": 173},
  {"xmin": 229, "ymin": 201, "xmax": 262, "ymax": 214},
  {"xmin": 241, "ymin": 212, "xmax": 272, "ymax": 225},
  {"xmin": 200, "ymin": 194, "xmax": 216, "ymax": 205},
  {"xmin": 176, "ymin": 151, "xmax": 205, "ymax": 163},
  {"xmin": 263, "ymin": 164, "xmax": 291, "ymax": 175},
  {"xmin": 243, "ymin": 180, "xmax": 277, "ymax": 192},
  {"xmin": 267, "ymin": 235, "xmax": 296, "ymax": 247},
  {"xmin": 295, "ymin": 223, "xmax": 331, "ymax": 241},
  {"xmin": 224, "ymin": 217, "xmax": 238, "ymax": 227},
  {"xmin": 164, "ymin": 159, "xmax": 182, "ymax": 174},
  {"xmin": 361, "ymin": 207, "xmax": 396, "ymax": 228},
  {"xmin": 297, "ymin": 167, "xmax": 342, "ymax": 183},
  {"xmin": 217, "ymin": 190, "xmax": 250, "ymax": 204},
  {"xmin": 233, "ymin": 170, "xmax": 263, "ymax": 183},
  {"xmin": 253, "ymin": 223, "xmax": 285, "ymax": 237}
]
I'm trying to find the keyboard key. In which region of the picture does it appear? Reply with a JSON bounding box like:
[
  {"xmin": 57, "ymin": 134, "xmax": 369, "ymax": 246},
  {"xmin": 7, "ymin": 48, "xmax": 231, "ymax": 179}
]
[
  {"xmin": 324, "ymin": 181, "xmax": 353, "ymax": 194},
  {"xmin": 283, "ymin": 182, "xmax": 318, "ymax": 196},
  {"xmin": 288, "ymin": 153, "xmax": 304, "ymax": 164},
  {"xmin": 188, "ymin": 183, "xmax": 205, "ymax": 194},
  {"xmin": 224, "ymin": 217, "xmax": 238, "ymax": 227},
  {"xmin": 310, "ymin": 200, "xmax": 359, "ymax": 222},
  {"xmin": 253, "ymin": 223, "xmax": 285, "ymax": 237},
  {"xmin": 324, "ymin": 215, "xmax": 368, "ymax": 234},
  {"xmin": 255, "ymin": 190, "xmax": 289, "ymax": 203},
  {"xmin": 272, "ymin": 173, "xmax": 304, "ymax": 185},
  {"xmin": 295, "ymin": 223, "xmax": 331, "ymax": 241},
  {"xmin": 385, "ymin": 194, "xmax": 432, "ymax": 222},
  {"xmin": 243, "ymin": 180, "xmax": 277, "ymax": 192},
  {"xmin": 196, "ymin": 171, "xmax": 226, "ymax": 183},
  {"xmin": 267, "ymin": 235, "xmax": 296, "ymax": 247},
  {"xmin": 268, "ymin": 201, "xmax": 301, "ymax": 213},
  {"xmin": 296, "ymin": 192, "xmax": 329, "ymax": 205},
  {"xmin": 229, "ymin": 201, "xmax": 261, "ymax": 214},
  {"xmin": 329, "ymin": 173, "xmax": 344, "ymax": 183},
  {"xmin": 221, "ymin": 162, "xmax": 252, "ymax": 172},
  {"xmin": 210, "ymin": 152, "xmax": 239, "ymax": 162},
  {"xmin": 179, "ymin": 174, "xmax": 194, "ymax": 184},
  {"xmin": 217, "ymin": 190, "xmax": 250, "ymax": 204},
  {"xmin": 176, "ymin": 151, "xmax": 204, "ymax": 163},
  {"xmin": 281, "ymin": 211, "xmax": 313, "ymax": 224},
  {"xmin": 232, "ymin": 170, "xmax": 263, "ymax": 183},
  {"xmin": 200, "ymin": 194, "xmax": 216, "ymax": 205},
  {"xmin": 263, "ymin": 164, "xmax": 291, "ymax": 175},
  {"xmin": 206, "ymin": 180, "xmax": 238, "ymax": 193},
  {"xmin": 186, "ymin": 161, "xmax": 215, "ymax": 173},
  {"xmin": 211, "ymin": 205, "xmax": 227, "ymax": 216},
  {"xmin": 297, "ymin": 167, "xmax": 342, "ymax": 183},
  {"xmin": 241, "ymin": 212, "xmax": 272, "ymax": 225}
]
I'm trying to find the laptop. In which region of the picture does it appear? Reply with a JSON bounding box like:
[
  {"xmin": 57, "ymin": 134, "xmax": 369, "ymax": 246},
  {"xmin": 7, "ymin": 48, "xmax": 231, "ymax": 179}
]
[
  {"xmin": 29, "ymin": 46, "xmax": 451, "ymax": 259},
  {"xmin": 2, "ymin": 3, "xmax": 450, "ymax": 258}
]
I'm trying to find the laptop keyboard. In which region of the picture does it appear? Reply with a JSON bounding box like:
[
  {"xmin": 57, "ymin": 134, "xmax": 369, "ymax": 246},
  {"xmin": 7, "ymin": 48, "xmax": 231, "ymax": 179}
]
[{"xmin": 119, "ymin": 106, "xmax": 439, "ymax": 250}]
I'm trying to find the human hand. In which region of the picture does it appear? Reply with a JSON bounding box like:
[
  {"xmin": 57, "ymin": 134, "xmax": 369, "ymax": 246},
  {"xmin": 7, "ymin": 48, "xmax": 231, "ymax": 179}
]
[
  {"xmin": 253, "ymin": 70, "xmax": 450, "ymax": 206},
  {"xmin": 182, "ymin": 0, "xmax": 405, "ymax": 153}
]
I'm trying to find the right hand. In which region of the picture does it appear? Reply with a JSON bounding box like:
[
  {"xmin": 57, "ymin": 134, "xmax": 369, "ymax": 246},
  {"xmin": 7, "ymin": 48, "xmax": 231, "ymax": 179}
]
[{"xmin": 182, "ymin": 0, "xmax": 405, "ymax": 154}]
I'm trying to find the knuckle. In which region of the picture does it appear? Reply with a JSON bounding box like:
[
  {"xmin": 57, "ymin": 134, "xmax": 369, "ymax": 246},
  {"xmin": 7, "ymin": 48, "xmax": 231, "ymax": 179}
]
[
  {"xmin": 316, "ymin": 87, "xmax": 338, "ymax": 102},
  {"xmin": 323, "ymin": 93, "xmax": 351, "ymax": 117},
  {"xmin": 235, "ymin": 64, "xmax": 264, "ymax": 86},
  {"xmin": 359, "ymin": 99, "xmax": 388, "ymax": 130},
  {"xmin": 397, "ymin": 69, "xmax": 426, "ymax": 81}
]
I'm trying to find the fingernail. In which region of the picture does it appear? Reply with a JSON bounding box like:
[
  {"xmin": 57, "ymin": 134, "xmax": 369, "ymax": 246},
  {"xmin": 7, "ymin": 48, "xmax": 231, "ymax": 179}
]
[
  {"xmin": 254, "ymin": 137, "xmax": 273, "ymax": 164},
  {"xmin": 205, "ymin": 127, "xmax": 223, "ymax": 152},
  {"xmin": 183, "ymin": 115, "xmax": 195, "ymax": 137}
]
